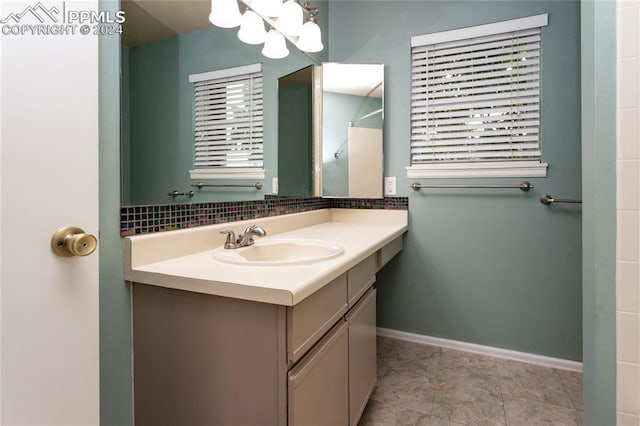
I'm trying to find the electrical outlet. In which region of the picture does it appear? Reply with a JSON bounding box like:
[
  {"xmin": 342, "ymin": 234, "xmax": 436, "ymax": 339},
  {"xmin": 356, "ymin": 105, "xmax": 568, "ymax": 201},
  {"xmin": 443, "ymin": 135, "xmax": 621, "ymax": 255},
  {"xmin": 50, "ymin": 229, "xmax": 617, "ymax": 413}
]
[
  {"xmin": 384, "ymin": 176, "xmax": 396, "ymax": 195},
  {"xmin": 272, "ymin": 177, "xmax": 278, "ymax": 194}
]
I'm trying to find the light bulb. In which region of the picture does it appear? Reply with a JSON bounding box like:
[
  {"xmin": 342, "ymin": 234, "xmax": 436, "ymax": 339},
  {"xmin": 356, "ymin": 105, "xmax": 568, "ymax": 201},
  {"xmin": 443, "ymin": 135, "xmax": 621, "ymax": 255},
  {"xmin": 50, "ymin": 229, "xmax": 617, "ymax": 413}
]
[
  {"xmin": 238, "ymin": 10, "xmax": 267, "ymax": 44},
  {"xmin": 295, "ymin": 18, "xmax": 323, "ymax": 53},
  {"xmin": 274, "ymin": 0, "xmax": 303, "ymax": 36},
  {"xmin": 262, "ymin": 28, "xmax": 289, "ymax": 59},
  {"xmin": 209, "ymin": 0, "xmax": 241, "ymax": 28}
]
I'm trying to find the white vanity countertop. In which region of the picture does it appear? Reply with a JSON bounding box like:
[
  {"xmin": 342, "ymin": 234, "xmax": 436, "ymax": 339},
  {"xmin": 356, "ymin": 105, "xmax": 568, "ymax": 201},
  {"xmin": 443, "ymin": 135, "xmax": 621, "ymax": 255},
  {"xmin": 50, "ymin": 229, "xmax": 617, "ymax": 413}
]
[{"xmin": 124, "ymin": 208, "xmax": 408, "ymax": 306}]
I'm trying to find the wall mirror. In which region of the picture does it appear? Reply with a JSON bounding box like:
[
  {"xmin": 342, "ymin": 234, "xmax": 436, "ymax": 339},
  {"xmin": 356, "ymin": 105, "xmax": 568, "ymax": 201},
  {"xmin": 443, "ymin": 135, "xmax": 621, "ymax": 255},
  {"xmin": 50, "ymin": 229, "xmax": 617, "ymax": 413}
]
[
  {"xmin": 278, "ymin": 63, "xmax": 384, "ymax": 198},
  {"xmin": 120, "ymin": 1, "xmax": 382, "ymax": 204},
  {"xmin": 321, "ymin": 63, "xmax": 383, "ymax": 198}
]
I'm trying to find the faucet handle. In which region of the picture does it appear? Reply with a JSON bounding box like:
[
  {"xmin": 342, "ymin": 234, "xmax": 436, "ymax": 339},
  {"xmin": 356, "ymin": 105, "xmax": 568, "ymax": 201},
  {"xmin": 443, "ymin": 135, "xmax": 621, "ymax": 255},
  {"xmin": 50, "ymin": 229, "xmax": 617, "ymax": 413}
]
[{"xmin": 219, "ymin": 230, "xmax": 237, "ymax": 249}]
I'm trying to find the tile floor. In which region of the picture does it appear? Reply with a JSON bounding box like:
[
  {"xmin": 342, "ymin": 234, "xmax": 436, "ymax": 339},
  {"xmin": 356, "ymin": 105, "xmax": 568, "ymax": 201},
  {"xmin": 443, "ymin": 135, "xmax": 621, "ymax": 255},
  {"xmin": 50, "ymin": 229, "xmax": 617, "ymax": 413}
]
[{"xmin": 359, "ymin": 337, "xmax": 583, "ymax": 426}]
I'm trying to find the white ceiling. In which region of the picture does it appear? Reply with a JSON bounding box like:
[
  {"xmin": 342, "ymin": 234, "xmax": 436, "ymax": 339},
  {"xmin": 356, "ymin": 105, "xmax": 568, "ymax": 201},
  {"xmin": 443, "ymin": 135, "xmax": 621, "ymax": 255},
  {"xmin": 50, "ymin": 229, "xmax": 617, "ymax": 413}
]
[{"xmin": 322, "ymin": 63, "xmax": 384, "ymax": 98}]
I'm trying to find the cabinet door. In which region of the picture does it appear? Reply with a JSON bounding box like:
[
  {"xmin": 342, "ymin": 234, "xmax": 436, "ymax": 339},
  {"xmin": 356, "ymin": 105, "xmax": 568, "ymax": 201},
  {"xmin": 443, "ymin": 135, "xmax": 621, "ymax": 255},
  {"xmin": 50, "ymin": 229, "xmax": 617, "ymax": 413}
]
[
  {"xmin": 288, "ymin": 320, "xmax": 349, "ymax": 426},
  {"xmin": 347, "ymin": 288, "xmax": 377, "ymax": 426}
]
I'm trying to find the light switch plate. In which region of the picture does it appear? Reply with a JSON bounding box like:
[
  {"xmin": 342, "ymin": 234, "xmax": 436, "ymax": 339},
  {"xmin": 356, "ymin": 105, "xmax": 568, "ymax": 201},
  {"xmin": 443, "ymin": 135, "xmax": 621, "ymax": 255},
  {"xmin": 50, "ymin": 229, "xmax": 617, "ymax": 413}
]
[
  {"xmin": 272, "ymin": 177, "xmax": 278, "ymax": 194},
  {"xmin": 384, "ymin": 176, "xmax": 396, "ymax": 195}
]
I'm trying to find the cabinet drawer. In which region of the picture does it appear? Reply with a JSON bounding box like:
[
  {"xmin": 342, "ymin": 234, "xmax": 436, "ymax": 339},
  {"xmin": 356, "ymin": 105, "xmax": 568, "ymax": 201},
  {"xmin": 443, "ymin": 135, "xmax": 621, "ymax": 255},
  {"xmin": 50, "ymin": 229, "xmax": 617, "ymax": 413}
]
[
  {"xmin": 287, "ymin": 274, "xmax": 348, "ymax": 364},
  {"xmin": 347, "ymin": 255, "xmax": 376, "ymax": 308},
  {"xmin": 288, "ymin": 320, "xmax": 349, "ymax": 426},
  {"xmin": 347, "ymin": 288, "xmax": 377, "ymax": 426}
]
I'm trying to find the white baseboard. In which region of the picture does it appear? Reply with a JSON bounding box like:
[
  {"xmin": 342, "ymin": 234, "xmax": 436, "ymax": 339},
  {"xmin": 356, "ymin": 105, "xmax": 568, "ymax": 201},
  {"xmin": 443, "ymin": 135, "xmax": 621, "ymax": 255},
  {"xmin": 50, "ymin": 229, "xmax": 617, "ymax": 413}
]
[{"xmin": 377, "ymin": 327, "xmax": 583, "ymax": 373}]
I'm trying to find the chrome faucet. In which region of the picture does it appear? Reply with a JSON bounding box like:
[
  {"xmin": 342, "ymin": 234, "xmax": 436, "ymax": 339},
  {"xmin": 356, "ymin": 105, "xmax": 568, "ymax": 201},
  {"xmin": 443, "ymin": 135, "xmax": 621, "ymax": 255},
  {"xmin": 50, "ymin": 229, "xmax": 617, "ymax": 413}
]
[
  {"xmin": 220, "ymin": 225, "xmax": 267, "ymax": 249},
  {"xmin": 237, "ymin": 225, "xmax": 267, "ymax": 247}
]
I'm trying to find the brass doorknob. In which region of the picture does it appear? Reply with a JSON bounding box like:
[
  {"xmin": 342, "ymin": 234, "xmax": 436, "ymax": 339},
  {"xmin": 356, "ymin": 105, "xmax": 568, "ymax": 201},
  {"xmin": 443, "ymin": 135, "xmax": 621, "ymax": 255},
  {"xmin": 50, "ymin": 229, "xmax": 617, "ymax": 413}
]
[{"xmin": 51, "ymin": 227, "xmax": 98, "ymax": 257}]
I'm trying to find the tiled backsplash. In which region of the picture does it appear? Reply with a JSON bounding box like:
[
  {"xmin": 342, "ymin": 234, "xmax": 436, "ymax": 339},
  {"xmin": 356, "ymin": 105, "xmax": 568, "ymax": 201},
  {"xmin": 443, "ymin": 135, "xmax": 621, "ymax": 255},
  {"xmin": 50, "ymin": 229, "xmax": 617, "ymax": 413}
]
[{"xmin": 121, "ymin": 196, "xmax": 409, "ymax": 236}]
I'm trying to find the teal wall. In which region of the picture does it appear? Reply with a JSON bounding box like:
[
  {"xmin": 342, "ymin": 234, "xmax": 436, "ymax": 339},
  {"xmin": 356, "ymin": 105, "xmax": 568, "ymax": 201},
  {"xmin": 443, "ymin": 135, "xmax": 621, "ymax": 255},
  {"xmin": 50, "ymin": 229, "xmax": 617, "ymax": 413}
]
[
  {"xmin": 99, "ymin": 1, "xmax": 133, "ymax": 425},
  {"xmin": 329, "ymin": 1, "xmax": 583, "ymax": 361},
  {"xmin": 322, "ymin": 92, "xmax": 382, "ymax": 196},
  {"xmin": 127, "ymin": 37, "xmax": 180, "ymax": 204},
  {"xmin": 121, "ymin": 45, "xmax": 130, "ymax": 204},
  {"xmin": 125, "ymin": 2, "xmax": 327, "ymax": 205},
  {"xmin": 580, "ymin": 0, "xmax": 616, "ymax": 423}
]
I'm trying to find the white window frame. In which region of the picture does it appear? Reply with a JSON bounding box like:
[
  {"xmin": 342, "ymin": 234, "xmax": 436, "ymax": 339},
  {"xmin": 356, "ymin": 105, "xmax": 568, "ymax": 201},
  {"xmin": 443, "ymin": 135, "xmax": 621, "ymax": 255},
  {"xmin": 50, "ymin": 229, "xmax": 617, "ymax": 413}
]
[
  {"xmin": 407, "ymin": 14, "xmax": 549, "ymax": 179},
  {"xmin": 189, "ymin": 63, "xmax": 265, "ymax": 180}
]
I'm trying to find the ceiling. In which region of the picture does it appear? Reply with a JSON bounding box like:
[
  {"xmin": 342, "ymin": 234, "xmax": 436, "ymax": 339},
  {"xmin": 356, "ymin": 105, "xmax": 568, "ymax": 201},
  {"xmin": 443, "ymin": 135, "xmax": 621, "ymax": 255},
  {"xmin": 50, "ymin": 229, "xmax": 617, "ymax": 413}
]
[
  {"xmin": 122, "ymin": 0, "xmax": 212, "ymax": 46},
  {"xmin": 322, "ymin": 63, "xmax": 384, "ymax": 98}
]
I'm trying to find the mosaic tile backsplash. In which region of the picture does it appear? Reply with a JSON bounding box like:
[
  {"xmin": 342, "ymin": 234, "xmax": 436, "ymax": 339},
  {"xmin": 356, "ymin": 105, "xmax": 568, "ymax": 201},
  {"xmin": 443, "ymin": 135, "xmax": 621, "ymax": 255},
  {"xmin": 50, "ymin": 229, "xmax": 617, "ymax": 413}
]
[{"xmin": 121, "ymin": 196, "xmax": 409, "ymax": 236}]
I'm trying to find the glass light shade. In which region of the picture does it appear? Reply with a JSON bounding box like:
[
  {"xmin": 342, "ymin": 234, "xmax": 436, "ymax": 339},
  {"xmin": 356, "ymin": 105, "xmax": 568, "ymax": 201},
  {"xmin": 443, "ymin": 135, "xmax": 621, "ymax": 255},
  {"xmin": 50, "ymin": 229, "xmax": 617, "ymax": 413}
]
[
  {"xmin": 274, "ymin": 0, "xmax": 303, "ymax": 36},
  {"xmin": 209, "ymin": 0, "xmax": 241, "ymax": 28},
  {"xmin": 251, "ymin": 0, "xmax": 282, "ymax": 17},
  {"xmin": 295, "ymin": 19, "xmax": 323, "ymax": 53},
  {"xmin": 238, "ymin": 10, "xmax": 266, "ymax": 44},
  {"xmin": 262, "ymin": 29, "xmax": 289, "ymax": 59}
]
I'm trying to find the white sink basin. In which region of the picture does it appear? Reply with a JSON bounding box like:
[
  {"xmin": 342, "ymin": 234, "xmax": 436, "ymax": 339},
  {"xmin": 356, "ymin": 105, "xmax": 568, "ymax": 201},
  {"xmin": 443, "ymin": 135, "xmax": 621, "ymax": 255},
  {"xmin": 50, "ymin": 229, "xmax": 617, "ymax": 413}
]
[{"xmin": 212, "ymin": 238, "xmax": 344, "ymax": 266}]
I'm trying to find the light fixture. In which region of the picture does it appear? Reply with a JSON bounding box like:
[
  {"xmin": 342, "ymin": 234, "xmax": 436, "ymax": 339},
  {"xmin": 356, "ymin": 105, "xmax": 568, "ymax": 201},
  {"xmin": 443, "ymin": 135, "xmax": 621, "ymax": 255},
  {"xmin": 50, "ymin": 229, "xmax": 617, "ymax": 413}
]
[
  {"xmin": 209, "ymin": 0, "xmax": 242, "ymax": 28},
  {"xmin": 209, "ymin": 0, "xmax": 323, "ymax": 59},
  {"xmin": 238, "ymin": 9, "xmax": 267, "ymax": 44},
  {"xmin": 251, "ymin": 0, "xmax": 283, "ymax": 18},
  {"xmin": 274, "ymin": 0, "xmax": 303, "ymax": 37},
  {"xmin": 295, "ymin": 14, "xmax": 323, "ymax": 53},
  {"xmin": 262, "ymin": 28, "xmax": 289, "ymax": 58}
]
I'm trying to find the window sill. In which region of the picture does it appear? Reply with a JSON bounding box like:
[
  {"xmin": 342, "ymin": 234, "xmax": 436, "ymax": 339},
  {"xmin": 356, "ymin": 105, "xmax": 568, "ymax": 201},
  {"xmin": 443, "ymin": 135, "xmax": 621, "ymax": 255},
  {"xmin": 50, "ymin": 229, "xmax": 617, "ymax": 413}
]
[
  {"xmin": 189, "ymin": 168, "xmax": 266, "ymax": 180},
  {"xmin": 406, "ymin": 161, "xmax": 548, "ymax": 179}
]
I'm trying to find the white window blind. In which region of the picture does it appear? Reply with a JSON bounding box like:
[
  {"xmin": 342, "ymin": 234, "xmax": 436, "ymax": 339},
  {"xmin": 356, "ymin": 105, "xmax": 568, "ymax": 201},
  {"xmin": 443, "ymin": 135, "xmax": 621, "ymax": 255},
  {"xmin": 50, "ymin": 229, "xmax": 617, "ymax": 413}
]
[
  {"xmin": 189, "ymin": 63, "xmax": 265, "ymax": 180},
  {"xmin": 408, "ymin": 14, "xmax": 548, "ymax": 178}
]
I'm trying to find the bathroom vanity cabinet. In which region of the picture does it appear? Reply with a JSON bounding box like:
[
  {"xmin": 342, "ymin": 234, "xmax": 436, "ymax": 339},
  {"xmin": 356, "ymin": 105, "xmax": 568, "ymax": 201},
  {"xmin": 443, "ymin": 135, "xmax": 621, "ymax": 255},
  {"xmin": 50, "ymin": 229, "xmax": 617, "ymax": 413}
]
[
  {"xmin": 133, "ymin": 252, "xmax": 385, "ymax": 426},
  {"xmin": 125, "ymin": 208, "xmax": 408, "ymax": 425}
]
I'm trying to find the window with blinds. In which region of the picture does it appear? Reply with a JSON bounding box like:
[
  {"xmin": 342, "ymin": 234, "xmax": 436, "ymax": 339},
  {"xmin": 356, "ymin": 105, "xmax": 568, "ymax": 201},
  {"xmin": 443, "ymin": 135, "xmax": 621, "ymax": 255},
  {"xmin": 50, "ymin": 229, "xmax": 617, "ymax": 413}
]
[
  {"xmin": 188, "ymin": 63, "xmax": 265, "ymax": 180},
  {"xmin": 407, "ymin": 14, "xmax": 549, "ymax": 178}
]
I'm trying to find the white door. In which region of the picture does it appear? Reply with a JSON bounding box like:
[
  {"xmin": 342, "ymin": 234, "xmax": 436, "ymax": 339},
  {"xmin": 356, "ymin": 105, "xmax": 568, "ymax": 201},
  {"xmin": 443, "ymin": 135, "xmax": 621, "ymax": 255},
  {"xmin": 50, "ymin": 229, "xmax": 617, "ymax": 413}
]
[{"xmin": 0, "ymin": 0, "xmax": 100, "ymax": 424}]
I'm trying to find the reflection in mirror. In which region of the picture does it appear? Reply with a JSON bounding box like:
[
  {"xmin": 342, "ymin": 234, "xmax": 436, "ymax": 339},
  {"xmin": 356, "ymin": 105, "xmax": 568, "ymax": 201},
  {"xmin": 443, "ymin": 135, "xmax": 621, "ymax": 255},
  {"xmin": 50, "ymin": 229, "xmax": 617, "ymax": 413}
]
[
  {"xmin": 277, "ymin": 65, "xmax": 317, "ymax": 197},
  {"xmin": 276, "ymin": 63, "xmax": 384, "ymax": 199},
  {"xmin": 322, "ymin": 63, "xmax": 383, "ymax": 198},
  {"xmin": 120, "ymin": 0, "xmax": 326, "ymax": 206}
]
